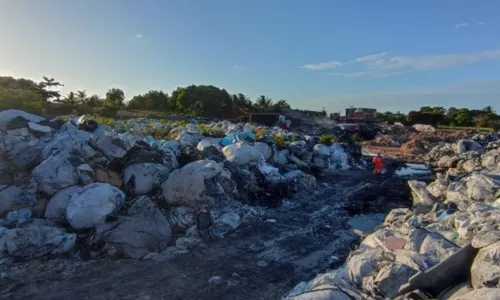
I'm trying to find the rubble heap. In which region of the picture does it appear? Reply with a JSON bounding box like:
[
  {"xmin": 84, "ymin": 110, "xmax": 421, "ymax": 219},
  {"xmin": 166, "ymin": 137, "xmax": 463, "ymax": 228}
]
[
  {"xmin": 0, "ymin": 109, "xmax": 361, "ymax": 260},
  {"xmin": 285, "ymin": 140, "xmax": 500, "ymax": 299}
]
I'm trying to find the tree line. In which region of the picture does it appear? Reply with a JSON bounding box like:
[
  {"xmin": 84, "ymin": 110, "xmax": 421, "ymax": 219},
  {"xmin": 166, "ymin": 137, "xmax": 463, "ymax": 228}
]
[
  {"xmin": 377, "ymin": 106, "xmax": 499, "ymax": 129},
  {"xmin": 0, "ymin": 76, "xmax": 292, "ymax": 118},
  {"xmin": 0, "ymin": 75, "xmax": 498, "ymax": 129}
]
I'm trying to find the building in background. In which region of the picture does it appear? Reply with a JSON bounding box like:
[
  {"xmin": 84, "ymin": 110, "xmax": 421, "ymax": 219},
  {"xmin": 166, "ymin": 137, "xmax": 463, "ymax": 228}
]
[{"xmin": 345, "ymin": 108, "xmax": 377, "ymax": 122}]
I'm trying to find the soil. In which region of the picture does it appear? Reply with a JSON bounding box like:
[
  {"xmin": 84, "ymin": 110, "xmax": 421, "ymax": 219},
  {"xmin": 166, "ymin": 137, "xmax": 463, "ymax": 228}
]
[{"xmin": 1, "ymin": 169, "xmax": 414, "ymax": 300}]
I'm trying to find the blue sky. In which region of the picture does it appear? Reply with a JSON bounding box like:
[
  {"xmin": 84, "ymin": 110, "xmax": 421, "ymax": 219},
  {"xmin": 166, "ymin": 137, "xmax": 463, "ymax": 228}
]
[{"xmin": 1, "ymin": 0, "xmax": 499, "ymax": 114}]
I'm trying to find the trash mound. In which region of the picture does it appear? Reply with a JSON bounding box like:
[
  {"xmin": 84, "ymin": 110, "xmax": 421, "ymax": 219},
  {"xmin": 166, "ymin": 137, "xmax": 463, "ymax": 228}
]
[{"xmin": 0, "ymin": 110, "xmax": 363, "ymax": 261}]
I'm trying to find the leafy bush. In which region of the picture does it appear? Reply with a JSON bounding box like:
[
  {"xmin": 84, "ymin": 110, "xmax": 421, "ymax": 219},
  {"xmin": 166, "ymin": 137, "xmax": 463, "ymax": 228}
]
[
  {"xmin": 272, "ymin": 133, "xmax": 287, "ymax": 148},
  {"xmin": 99, "ymin": 105, "xmax": 120, "ymax": 118},
  {"xmin": 290, "ymin": 135, "xmax": 298, "ymax": 142},
  {"xmin": 319, "ymin": 134, "xmax": 334, "ymax": 146},
  {"xmin": 254, "ymin": 128, "xmax": 266, "ymax": 140},
  {"xmin": 95, "ymin": 116, "xmax": 114, "ymax": 127},
  {"xmin": 0, "ymin": 88, "xmax": 46, "ymax": 115},
  {"xmin": 198, "ymin": 124, "xmax": 225, "ymax": 137}
]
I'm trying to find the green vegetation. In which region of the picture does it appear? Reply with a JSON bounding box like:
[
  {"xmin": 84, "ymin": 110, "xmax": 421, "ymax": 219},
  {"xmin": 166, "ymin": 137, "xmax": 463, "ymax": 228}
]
[
  {"xmin": 272, "ymin": 133, "xmax": 287, "ymax": 148},
  {"xmin": 319, "ymin": 134, "xmax": 334, "ymax": 146},
  {"xmin": 198, "ymin": 124, "xmax": 225, "ymax": 137},
  {"xmin": 378, "ymin": 106, "xmax": 498, "ymax": 130}
]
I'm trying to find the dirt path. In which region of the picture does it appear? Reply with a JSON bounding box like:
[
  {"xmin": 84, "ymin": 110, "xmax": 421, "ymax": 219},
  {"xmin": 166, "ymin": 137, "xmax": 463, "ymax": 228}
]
[{"xmin": 1, "ymin": 171, "xmax": 412, "ymax": 300}]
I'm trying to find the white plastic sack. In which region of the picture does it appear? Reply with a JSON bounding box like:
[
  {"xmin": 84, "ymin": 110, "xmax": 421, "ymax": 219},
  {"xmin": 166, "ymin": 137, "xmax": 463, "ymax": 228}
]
[
  {"xmin": 258, "ymin": 156, "xmax": 284, "ymax": 183},
  {"xmin": 181, "ymin": 160, "xmax": 223, "ymax": 180},
  {"xmin": 0, "ymin": 221, "xmax": 76, "ymax": 258},
  {"xmin": 0, "ymin": 185, "xmax": 35, "ymax": 217},
  {"xmin": 290, "ymin": 141, "xmax": 307, "ymax": 156},
  {"xmin": 413, "ymin": 124, "xmax": 436, "ymax": 133},
  {"xmin": 197, "ymin": 138, "xmax": 222, "ymax": 152},
  {"xmin": 44, "ymin": 186, "xmax": 82, "ymax": 224},
  {"xmin": 66, "ymin": 183, "xmax": 125, "ymax": 230},
  {"xmin": 31, "ymin": 150, "xmax": 80, "ymax": 196},
  {"xmin": 90, "ymin": 130, "xmax": 135, "ymax": 161},
  {"xmin": 0, "ymin": 135, "xmax": 50, "ymax": 170},
  {"xmin": 162, "ymin": 169, "xmax": 206, "ymax": 206},
  {"xmin": 347, "ymin": 247, "xmax": 394, "ymax": 285},
  {"xmin": 471, "ymin": 241, "xmax": 500, "ymax": 289},
  {"xmin": 0, "ymin": 109, "xmax": 45, "ymax": 126},
  {"xmin": 254, "ymin": 142, "xmax": 273, "ymax": 161},
  {"xmin": 465, "ymin": 174, "xmax": 500, "ymax": 202},
  {"xmin": 452, "ymin": 288, "xmax": 500, "ymax": 300},
  {"xmin": 41, "ymin": 127, "xmax": 92, "ymax": 160},
  {"xmin": 330, "ymin": 144, "xmax": 349, "ymax": 169},
  {"xmin": 408, "ymin": 180, "xmax": 437, "ymax": 207},
  {"xmin": 123, "ymin": 163, "xmax": 171, "ymax": 195},
  {"xmin": 167, "ymin": 207, "xmax": 196, "ymax": 233},
  {"xmin": 482, "ymin": 149, "xmax": 500, "ymax": 172},
  {"xmin": 427, "ymin": 173, "xmax": 450, "ymax": 198},
  {"xmin": 456, "ymin": 139, "xmax": 484, "ymax": 154},
  {"xmin": 222, "ymin": 142, "xmax": 261, "ymax": 165}
]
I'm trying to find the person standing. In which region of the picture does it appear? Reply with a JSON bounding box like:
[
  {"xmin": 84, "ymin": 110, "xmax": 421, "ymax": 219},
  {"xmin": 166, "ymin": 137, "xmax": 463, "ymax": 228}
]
[{"xmin": 372, "ymin": 153, "xmax": 384, "ymax": 175}]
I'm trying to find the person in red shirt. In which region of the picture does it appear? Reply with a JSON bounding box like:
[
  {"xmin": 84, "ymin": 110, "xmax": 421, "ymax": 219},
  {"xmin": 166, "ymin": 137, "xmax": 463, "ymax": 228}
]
[{"xmin": 372, "ymin": 153, "xmax": 384, "ymax": 175}]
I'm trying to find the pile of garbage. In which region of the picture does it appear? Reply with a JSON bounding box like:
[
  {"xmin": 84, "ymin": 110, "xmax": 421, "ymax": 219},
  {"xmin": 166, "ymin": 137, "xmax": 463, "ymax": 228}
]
[
  {"xmin": 425, "ymin": 136, "xmax": 500, "ymax": 174},
  {"xmin": 285, "ymin": 140, "xmax": 500, "ymax": 299},
  {"xmin": 0, "ymin": 109, "xmax": 361, "ymax": 260}
]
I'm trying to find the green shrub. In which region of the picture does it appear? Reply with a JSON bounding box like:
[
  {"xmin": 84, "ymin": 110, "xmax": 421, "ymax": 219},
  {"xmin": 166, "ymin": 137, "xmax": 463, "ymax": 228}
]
[
  {"xmin": 198, "ymin": 124, "xmax": 225, "ymax": 137},
  {"xmin": 319, "ymin": 134, "xmax": 334, "ymax": 146},
  {"xmin": 290, "ymin": 135, "xmax": 298, "ymax": 142},
  {"xmin": 99, "ymin": 105, "xmax": 119, "ymax": 118},
  {"xmin": 0, "ymin": 88, "xmax": 46, "ymax": 115},
  {"xmin": 272, "ymin": 133, "xmax": 287, "ymax": 148},
  {"xmin": 351, "ymin": 133, "xmax": 361, "ymax": 142},
  {"xmin": 95, "ymin": 116, "xmax": 114, "ymax": 127}
]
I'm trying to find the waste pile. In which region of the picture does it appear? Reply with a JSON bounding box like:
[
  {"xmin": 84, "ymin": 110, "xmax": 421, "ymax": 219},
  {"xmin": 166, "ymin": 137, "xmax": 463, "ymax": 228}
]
[
  {"xmin": 0, "ymin": 109, "xmax": 361, "ymax": 261},
  {"xmin": 285, "ymin": 138, "xmax": 500, "ymax": 299}
]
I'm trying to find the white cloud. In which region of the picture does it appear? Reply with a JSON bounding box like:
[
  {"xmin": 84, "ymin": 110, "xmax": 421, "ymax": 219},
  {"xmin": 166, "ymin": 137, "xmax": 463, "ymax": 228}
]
[
  {"xmin": 477, "ymin": 21, "xmax": 486, "ymax": 26},
  {"xmin": 304, "ymin": 48, "xmax": 500, "ymax": 78},
  {"xmin": 300, "ymin": 61, "xmax": 343, "ymax": 70},
  {"xmin": 355, "ymin": 52, "xmax": 388, "ymax": 62},
  {"xmin": 135, "ymin": 33, "xmax": 143, "ymax": 39},
  {"xmin": 454, "ymin": 22, "xmax": 469, "ymax": 28}
]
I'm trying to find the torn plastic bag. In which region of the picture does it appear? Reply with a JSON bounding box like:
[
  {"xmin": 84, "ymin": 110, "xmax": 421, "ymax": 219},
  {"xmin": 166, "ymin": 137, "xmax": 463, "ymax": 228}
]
[
  {"xmin": 427, "ymin": 173, "xmax": 450, "ymax": 198},
  {"xmin": 446, "ymin": 181, "xmax": 471, "ymax": 207},
  {"xmin": 452, "ymin": 288, "xmax": 500, "ymax": 300},
  {"xmin": 209, "ymin": 212, "xmax": 241, "ymax": 238},
  {"xmin": 471, "ymin": 241, "xmax": 500, "ymax": 289},
  {"xmin": 330, "ymin": 144, "xmax": 350, "ymax": 169},
  {"xmin": 91, "ymin": 197, "xmax": 172, "ymax": 259},
  {"xmin": 347, "ymin": 247, "xmax": 394, "ymax": 285},
  {"xmin": 177, "ymin": 131, "xmax": 203, "ymax": 147},
  {"xmin": 254, "ymin": 142, "xmax": 273, "ymax": 161},
  {"xmin": 456, "ymin": 139, "xmax": 484, "ymax": 154},
  {"xmin": 394, "ymin": 249, "xmax": 439, "ymax": 272},
  {"xmin": 197, "ymin": 138, "xmax": 222, "ymax": 152},
  {"xmin": 2, "ymin": 208, "xmax": 32, "ymax": 228},
  {"xmin": 465, "ymin": 174, "xmax": 500, "ymax": 202},
  {"xmin": 0, "ymin": 221, "xmax": 76, "ymax": 258},
  {"xmin": 482, "ymin": 149, "xmax": 500, "ymax": 172},
  {"xmin": 419, "ymin": 231, "xmax": 459, "ymax": 262},
  {"xmin": 75, "ymin": 115, "xmax": 99, "ymax": 132},
  {"xmin": 0, "ymin": 109, "xmax": 45, "ymax": 127},
  {"xmin": 65, "ymin": 183, "xmax": 125, "ymax": 230},
  {"xmin": 0, "ymin": 134, "xmax": 50, "ymax": 170},
  {"xmin": 220, "ymin": 130, "xmax": 254, "ymax": 147},
  {"xmin": 289, "ymin": 140, "xmax": 307, "ymax": 156},
  {"xmin": 41, "ymin": 123, "xmax": 92, "ymax": 160},
  {"xmin": 90, "ymin": 130, "xmax": 135, "ymax": 162},
  {"xmin": 162, "ymin": 169, "xmax": 206, "ymax": 206},
  {"xmin": 44, "ymin": 186, "xmax": 82, "ymax": 225},
  {"xmin": 408, "ymin": 180, "xmax": 437, "ymax": 207},
  {"xmin": 167, "ymin": 207, "xmax": 196, "ymax": 233},
  {"xmin": 258, "ymin": 156, "xmax": 284, "ymax": 183},
  {"xmin": 272, "ymin": 148, "xmax": 289, "ymax": 166},
  {"xmin": 370, "ymin": 263, "xmax": 418, "ymax": 299},
  {"xmin": 31, "ymin": 150, "xmax": 82, "ymax": 196},
  {"xmin": 123, "ymin": 163, "xmax": 170, "ymax": 196},
  {"xmin": 222, "ymin": 142, "xmax": 261, "ymax": 165},
  {"xmin": 0, "ymin": 185, "xmax": 35, "ymax": 217}
]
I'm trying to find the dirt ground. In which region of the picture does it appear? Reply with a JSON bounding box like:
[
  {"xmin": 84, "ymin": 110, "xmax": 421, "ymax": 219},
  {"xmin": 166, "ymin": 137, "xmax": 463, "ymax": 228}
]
[{"xmin": 1, "ymin": 170, "xmax": 413, "ymax": 300}]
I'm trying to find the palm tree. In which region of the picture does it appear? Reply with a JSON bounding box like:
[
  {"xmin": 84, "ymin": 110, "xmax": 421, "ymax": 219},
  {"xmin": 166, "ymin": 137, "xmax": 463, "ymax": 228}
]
[
  {"xmin": 254, "ymin": 95, "xmax": 273, "ymax": 109},
  {"xmin": 76, "ymin": 90, "xmax": 87, "ymax": 104},
  {"xmin": 63, "ymin": 92, "xmax": 77, "ymax": 105}
]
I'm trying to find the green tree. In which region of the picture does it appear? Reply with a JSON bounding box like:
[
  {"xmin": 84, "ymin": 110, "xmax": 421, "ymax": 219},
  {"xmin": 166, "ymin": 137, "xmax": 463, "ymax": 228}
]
[
  {"xmin": 85, "ymin": 94, "xmax": 102, "ymax": 107},
  {"xmin": 63, "ymin": 92, "xmax": 77, "ymax": 105},
  {"xmin": 254, "ymin": 95, "xmax": 273, "ymax": 110},
  {"xmin": 76, "ymin": 90, "xmax": 87, "ymax": 104},
  {"xmin": 455, "ymin": 109, "xmax": 472, "ymax": 126},
  {"xmin": 104, "ymin": 88, "xmax": 125, "ymax": 107},
  {"xmin": 273, "ymin": 99, "xmax": 291, "ymax": 111}
]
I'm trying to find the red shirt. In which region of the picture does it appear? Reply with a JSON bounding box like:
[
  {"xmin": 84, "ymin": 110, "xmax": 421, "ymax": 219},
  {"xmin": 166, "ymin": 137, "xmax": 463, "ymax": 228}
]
[{"xmin": 372, "ymin": 156, "xmax": 384, "ymax": 167}]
